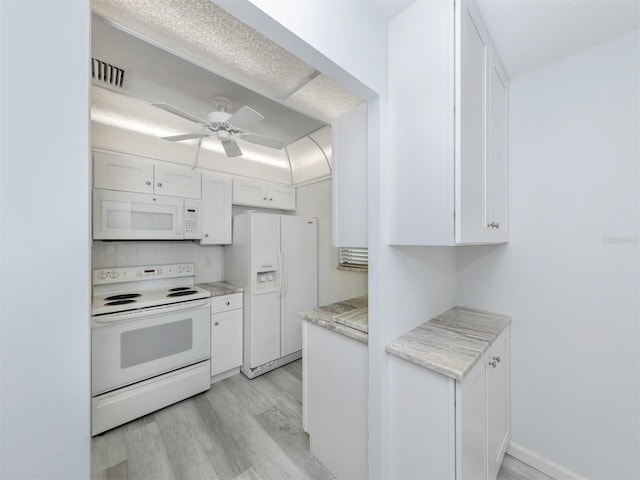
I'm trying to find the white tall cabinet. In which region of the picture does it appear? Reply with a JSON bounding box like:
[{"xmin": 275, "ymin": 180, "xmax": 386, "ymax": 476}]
[
  {"xmin": 389, "ymin": 0, "xmax": 509, "ymax": 245},
  {"xmin": 331, "ymin": 103, "xmax": 368, "ymax": 248},
  {"xmin": 200, "ymin": 172, "xmax": 232, "ymax": 245}
]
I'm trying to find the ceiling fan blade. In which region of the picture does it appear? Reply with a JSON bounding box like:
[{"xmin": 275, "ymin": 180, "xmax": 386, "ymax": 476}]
[
  {"xmin": 228, "ymin": 105, "xmax": 264, "ymax": 130},
  {"xmin": 162, "ymin": 133, "xmax": 210, "ymax": 142},
  {"xmin": 221, "ymin": 139, "xmax": 243, "ymax": 158},
  {"xmin": 241, "ymin": 133, "xmax": 285, "ymax": 150},
  {"xmin": 152, "ymin": 102, "xmax": 208, "ymax": 125}
]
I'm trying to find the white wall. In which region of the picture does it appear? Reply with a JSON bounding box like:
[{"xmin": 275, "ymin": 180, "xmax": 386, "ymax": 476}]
[
  {"xmin": 457, "ymin": 30, "xmax": 640, "ymax": 479},
  {"xmin": 0, "ymin": 1, "xmax": 91, "ymax": 478},
  {"xmin": 295, "ymin": 179, "xmax": 368, "ymax": 305}
]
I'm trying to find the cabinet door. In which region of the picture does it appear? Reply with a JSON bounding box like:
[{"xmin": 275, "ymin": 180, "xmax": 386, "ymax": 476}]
[
  {"xmin": 457, "ymin": 359, "xmax": 488, "ymax": 480},
  {"xmin": 211, "ymin": 308, "xmax": 243, "ymax": 377},
  {"xmin": 332, "ymin": 103, "xmax": 368, "ymax": 248},
  {"xmin": 201, "ymin": 172, "xmax": 232, "ymax": 244},
  {"xmin": 487, "ymin": 47, "xmax": 508, "ymax": 243},
  {"xmin": 268, "ymin": 184, "xmax": 296, "ymax": 211},
  {"xmin": 93, "ymin": 152, "xmax": 154, "ymax": 194},
  {"xmin": 456, "ymin": 1, "xmax": 489, "ymax": 244},
  {"xmin": 232, "ymin": 178, "xmax": 268, "ymax": 207},
  {"xmin": 154, "ymin": 163, "xmax": 201, "ymax": 198},
  {"xmin": 486, "ymin": 328, "xmax": 510, "ymax": 480}
]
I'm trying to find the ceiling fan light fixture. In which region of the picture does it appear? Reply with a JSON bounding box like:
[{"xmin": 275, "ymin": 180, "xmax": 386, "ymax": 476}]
[{"xmin": 206, "ymin": 110, "xmax": 231, "ymax": 124}]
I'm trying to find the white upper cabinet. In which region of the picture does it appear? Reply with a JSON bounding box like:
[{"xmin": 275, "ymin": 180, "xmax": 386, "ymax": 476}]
[
  {"xmin": 93, "ymin": 151, "xmax": 154, "ymax": 194},
  {"xmin": 154, "ymin": 163, "xmax": 201, "ymax": 199},
  {"xmin": 93, "ymin": 151, "xmax": 201, "ymax": 198},
  {"xmin": 232, "ymin": 177, "xmax": 296, "ymax": 211},
  {"xmin": 332, "ymin": 103, "xmax": 368, "ymax": 248},
  {"xmin": 267, "ymin": 183, "xmax": 296, "ymax": 210},
  {"xmin": 388, "ymin": 0, "xmax": 509, "ymax": 245},
  {"xmin": 200, "ymin": 172, "xmax": 232, "ymax": 245}
]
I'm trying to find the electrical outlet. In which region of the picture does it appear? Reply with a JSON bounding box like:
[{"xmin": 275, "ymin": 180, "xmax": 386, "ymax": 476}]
[{"xmin": 204, "ymin": 256, "xmax": 213, "ymax": 268}]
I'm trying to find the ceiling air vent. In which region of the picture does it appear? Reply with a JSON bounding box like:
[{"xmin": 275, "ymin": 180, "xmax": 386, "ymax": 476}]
[{"xmin": 91, "ymin": 58, "xmax": 124, "ymax": 88}]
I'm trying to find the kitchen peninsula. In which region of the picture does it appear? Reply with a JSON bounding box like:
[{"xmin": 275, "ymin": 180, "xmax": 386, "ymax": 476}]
[{"xmin": 300, "ymin": 296, "xmax": 369, "ymax": 480}]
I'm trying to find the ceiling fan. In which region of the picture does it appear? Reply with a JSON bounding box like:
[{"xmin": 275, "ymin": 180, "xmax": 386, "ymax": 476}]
[{"xmin": 152, "ymin": 96, "xmax": 285, "ymax": 158}]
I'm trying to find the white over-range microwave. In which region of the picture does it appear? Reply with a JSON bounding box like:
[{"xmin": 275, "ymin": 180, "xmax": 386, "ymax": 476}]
[{"xmin": 93, "ymin": 188, "xmax": 201, "ymax": 240}]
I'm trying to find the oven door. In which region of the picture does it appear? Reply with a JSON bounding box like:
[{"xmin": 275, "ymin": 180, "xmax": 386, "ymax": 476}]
[
  {"xmin": 91, "ymin": 299, "xmax": 210, "ymax": 395},
  {"xmin": 93, "ymin": 188, "xmax": 184, "ymax": 240}
]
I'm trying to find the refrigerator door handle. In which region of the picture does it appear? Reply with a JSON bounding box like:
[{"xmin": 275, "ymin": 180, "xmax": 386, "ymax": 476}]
[
  {"xmin": 282, "ymin": 247, "xmax": 288, "ymax": 299},
  {"xmin": 277, "ymin": 248, "xmax": 283, "ymax": 298}
]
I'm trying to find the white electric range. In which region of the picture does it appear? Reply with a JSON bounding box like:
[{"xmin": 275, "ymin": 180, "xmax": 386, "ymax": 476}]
[{"xmin": 91, "ymin": 263, "xmax": 212, "ymax": 435}]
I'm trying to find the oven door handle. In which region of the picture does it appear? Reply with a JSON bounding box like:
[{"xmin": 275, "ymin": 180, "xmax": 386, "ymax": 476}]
[{"xmin": 92, "ymin": 298, "xmax": 211, "ymax": 324}]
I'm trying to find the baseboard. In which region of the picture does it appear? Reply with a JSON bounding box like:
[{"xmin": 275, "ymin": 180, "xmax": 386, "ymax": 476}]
[{"xmin": 507, "ymin": 442, "xmax": 587, "ymax": 480}]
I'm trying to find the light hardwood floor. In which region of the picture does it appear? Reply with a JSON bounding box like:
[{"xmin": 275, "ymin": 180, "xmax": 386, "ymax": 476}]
[{"xmin": 92, "ymin": 360, "xmax": 553, "ymax": 480}]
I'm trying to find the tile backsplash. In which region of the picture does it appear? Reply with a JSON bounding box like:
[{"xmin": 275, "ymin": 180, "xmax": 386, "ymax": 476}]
[{"xmin": 92, "ymin": 241, "xmax": 224, "ymax": 283}]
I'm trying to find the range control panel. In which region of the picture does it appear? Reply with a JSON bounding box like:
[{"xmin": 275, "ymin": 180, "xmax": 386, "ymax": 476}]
[{"xmin": 93, "ymin": 263, "xmax": 195, "ymax": 285}]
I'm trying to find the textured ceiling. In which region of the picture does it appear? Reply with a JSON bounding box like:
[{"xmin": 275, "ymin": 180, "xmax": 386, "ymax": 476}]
[
  {"xmin": 92, "ymin": 0, "xmax": 364, "ymax": 124},
  {"xmin": 476, "ymin": 0, "xmax": 640, "ymax": 78}
]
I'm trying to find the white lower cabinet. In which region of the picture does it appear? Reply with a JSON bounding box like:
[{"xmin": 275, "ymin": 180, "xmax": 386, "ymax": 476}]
[
  {"xmin": 302, "ymin": 321, "xmax": 368, "ymax": 480},
  {"xmin": 389, "ymin": 326, "xmax": 510, "ymax": 480},
  {"xmin": 210, "ymin": 293, "xmax": 243, "ymax": 378}
]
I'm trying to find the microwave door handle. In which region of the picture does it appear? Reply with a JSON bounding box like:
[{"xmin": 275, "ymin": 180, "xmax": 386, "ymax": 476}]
[{"xmin": 92, "ymin": 298, "xmax": 210, "ymax": 324}]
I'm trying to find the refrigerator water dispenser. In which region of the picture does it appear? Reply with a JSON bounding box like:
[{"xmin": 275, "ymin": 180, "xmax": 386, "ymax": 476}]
[{"xmin": 255, "ymin": 257, "xmax": 279, "ymax": 294}]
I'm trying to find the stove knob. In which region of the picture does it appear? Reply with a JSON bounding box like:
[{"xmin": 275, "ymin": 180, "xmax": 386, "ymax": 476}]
[
  {"xmin": 186, "ymin": 265, "xmax": 192, "ymax": 272},
  {"xmin": 97, "ymin": 271, "xmax": 108, "ymax": 280},
  {"xmin": 108, "ymin": 271, "xmax": 119, "ymax": 279}
]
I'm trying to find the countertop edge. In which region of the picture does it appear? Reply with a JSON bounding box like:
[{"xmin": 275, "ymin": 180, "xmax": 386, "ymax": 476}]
[
  {"xmin": 197, "ymin": 281, "xmax": 244, "ymax": 297},
  {"xmin": 301, "ymin": 313, "xmax": 369, "ymax": 344}
]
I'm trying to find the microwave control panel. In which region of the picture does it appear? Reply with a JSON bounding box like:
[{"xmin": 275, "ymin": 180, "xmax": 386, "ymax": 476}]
[{"xmin": 184, "ymin": 199, "xmax": 202, "ymax": 239}]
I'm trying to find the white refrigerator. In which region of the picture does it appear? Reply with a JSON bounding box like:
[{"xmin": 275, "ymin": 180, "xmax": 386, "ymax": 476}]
[{"xmin": 225, "ymin": 212, "xmax": 318, "ymax": 378}]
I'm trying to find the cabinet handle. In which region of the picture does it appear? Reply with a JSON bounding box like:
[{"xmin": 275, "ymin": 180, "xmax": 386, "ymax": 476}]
[
  {"xmin": 495, "ymin": 222, "xmax": 500, "ymax": 229},
  {"xmin": 489, "ymin": 361, "xmax": 497, "ymax": 368},
  {"xmin": 226, "ymin": 301, "xmax": 230, "ymax": 306},
  {"xmin": 157, "ymin": 182, "xmax": 162, "ymax": 187},
  {"xmin": 263, "ymin": 197, "xmax": 267, "ymax": 200},
  {"xmin": 493, "ymin": 356, "xmax": 501, "ymax": 363},
  {"xmin": 204, "ymin": 233, "xmax": 209, "ymax": 238},
  {"xmin": 269, "ymin": 198, "xmax": 273, "ymax": 201},
  {"xmin": 146, "ymin": 181, "xmax": 151, "ymax": 185},
  {"xmin": 214, "ymin": 321, "xmax": 219, "ymax": 326}
]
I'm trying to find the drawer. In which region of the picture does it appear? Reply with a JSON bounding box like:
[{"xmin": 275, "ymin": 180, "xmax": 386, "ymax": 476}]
[{"xmin": 211, "ymin": 293, "xmax": 243, "ymax": 313}]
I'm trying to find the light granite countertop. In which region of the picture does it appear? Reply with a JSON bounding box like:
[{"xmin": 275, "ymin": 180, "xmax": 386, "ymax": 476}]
[
  {"xmin": 385, "ymin": 306, "xmax": 510, "ymax": 381},
  {"xmin": 299, "ymin": 296, "xmax": 368, "ymax": 344},
  {"xmin": 197, "ymin": 281, "xmax": 244, "ymax": 297}
]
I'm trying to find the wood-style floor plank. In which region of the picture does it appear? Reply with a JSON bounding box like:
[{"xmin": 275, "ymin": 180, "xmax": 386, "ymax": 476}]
[
  {"xmin": 255, "ymin": 403, "xmax": 333, "ymax": 480},
  {"xmin": 123, "ymin": 417, "xmax": 174, "ymax": 480},
  {"xmin": 204, "ymin": 379, "xmax": 310, "ymax": 479},
  {"xmin": 497, "ymin": 453, "xmax": 556, "ymax": 480},
  {"xmin": 92, "ymin": 359, "xmax": 553, "ymax": 480},
  {"xmin": 153, "ymin": 400, "xmax": 221, "ymax": 480}
]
